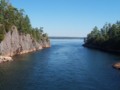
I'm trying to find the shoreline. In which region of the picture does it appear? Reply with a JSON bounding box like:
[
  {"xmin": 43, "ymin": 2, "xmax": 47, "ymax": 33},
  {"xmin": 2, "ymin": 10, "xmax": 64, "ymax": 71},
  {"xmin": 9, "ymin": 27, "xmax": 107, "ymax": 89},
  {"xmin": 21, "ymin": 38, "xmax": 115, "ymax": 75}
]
[
  {"xmin": 83, "ymin": 44, "xmax": 120, "ymax": 55},
  {"xmin": 0, "ymin": 56, "xmax": 13, "ymax": 63},
  {"xmin": 0, "ymin": 45, "xmax": 50, "ymax": 64}
]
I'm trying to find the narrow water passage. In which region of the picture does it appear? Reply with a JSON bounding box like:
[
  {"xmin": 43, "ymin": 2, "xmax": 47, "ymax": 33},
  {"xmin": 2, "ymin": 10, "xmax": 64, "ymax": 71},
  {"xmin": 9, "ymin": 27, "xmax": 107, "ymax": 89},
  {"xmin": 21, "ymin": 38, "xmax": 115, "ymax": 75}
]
[{"xmin": 0, "ymin": 39, "xmax": 120, "ymax": 90}]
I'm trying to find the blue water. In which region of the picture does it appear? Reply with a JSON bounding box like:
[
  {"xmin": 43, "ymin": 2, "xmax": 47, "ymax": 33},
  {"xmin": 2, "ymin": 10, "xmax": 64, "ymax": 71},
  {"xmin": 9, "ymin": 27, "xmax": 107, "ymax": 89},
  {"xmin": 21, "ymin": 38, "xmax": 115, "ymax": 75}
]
[{"xmin": 0, "ymin": 39, "xmax": 120, "ymax": 90}]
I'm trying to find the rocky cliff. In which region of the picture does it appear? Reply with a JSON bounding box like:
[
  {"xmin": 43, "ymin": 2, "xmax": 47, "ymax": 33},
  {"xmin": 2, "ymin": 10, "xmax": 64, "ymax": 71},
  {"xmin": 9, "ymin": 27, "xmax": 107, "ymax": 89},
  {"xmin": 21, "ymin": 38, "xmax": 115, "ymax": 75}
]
[{"xmin": 0, "ymin": 26, "xmax": 50, "ymax": 57}]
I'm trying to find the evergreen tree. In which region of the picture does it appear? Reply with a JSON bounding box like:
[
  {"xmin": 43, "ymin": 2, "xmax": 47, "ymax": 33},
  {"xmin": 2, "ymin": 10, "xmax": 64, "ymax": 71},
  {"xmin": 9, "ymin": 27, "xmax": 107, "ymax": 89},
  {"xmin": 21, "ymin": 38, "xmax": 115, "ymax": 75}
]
[{"xmin": 0, "ymin": 0, "xmax": 49, "ymax": 42}]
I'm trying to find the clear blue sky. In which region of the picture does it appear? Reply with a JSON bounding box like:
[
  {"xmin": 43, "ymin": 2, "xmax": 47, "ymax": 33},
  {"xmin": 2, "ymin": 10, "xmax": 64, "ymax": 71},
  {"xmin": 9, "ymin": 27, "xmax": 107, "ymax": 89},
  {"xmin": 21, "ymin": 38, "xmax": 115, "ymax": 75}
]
[{"xmin": 10, "ymin": 0, "xmax": 120, "ymax": 37}]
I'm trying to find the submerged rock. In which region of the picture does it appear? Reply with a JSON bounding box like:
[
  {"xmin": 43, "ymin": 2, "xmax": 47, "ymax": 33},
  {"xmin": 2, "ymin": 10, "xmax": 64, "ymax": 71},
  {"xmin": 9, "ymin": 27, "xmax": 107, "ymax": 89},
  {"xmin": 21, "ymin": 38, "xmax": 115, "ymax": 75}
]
[{"xmin": 113, "ymin": 62, "xmax": 120, "ymax": 69}]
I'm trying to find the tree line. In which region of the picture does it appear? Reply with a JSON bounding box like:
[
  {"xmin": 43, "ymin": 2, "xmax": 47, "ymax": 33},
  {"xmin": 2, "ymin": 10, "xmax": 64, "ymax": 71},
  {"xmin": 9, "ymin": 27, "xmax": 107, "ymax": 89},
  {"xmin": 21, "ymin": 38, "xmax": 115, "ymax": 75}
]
[
  {"xmin": 84, "ymin": 21, "xmax": 120, "ymax": 50},
  {"xmin": 0, "ymin": 0, "xmax": 49, "ymax": 42}
]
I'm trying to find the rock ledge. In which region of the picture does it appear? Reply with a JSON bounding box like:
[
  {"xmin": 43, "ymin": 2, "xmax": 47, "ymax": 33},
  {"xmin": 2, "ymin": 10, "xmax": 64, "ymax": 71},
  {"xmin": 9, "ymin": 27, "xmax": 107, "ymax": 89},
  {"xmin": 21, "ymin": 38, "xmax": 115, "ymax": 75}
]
[{"xmin": 0, "ymin": 56, "xmax": 13, "ymax": 63}]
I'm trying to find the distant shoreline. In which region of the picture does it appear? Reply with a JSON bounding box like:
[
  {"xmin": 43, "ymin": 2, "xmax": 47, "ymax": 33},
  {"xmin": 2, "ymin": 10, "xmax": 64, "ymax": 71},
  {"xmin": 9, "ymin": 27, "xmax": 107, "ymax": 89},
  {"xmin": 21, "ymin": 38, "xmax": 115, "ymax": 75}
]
[{"xmin": 49, "ymin": 37, "xmax": 85, "ymax": 39}]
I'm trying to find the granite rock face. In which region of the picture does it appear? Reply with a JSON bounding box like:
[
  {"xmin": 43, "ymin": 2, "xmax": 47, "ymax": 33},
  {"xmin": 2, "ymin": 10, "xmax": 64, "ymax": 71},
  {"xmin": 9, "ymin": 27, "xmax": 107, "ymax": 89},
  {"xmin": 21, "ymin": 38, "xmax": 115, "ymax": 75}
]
[{"xmin": 0, "ymin": 26, "xmax": 50, "ymax": 57}]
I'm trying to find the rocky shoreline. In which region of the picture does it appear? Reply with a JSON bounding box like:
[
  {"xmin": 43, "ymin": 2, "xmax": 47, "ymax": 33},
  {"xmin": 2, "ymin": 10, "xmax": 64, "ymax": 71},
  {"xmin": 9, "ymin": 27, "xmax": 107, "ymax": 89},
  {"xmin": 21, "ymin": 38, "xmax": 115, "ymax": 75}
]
[
  {"xmin": 0, "ymin": 45, "xmax": 50, "ymax": 63},
  {"xmin": 0, "ymin": 56, "xmax": 13, "ymax": 63},
  {"xmin": 0, "ymin": 26, "xmax": 50, "ymax": 63}
]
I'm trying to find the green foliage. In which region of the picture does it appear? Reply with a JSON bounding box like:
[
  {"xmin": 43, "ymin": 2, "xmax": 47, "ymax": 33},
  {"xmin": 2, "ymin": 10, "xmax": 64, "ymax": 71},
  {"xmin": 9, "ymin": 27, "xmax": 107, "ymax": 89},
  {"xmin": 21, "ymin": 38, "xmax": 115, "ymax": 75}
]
[
  {"xmin": 31, "ymin": 27, "xmax": 49, "ymax": 42},
  {"xmin": 85, "ymin": 21, "xmax": 120, "ymax": 49},
  {"xmin": 0, "ymin": 34, "xmax": 4, "ymax": 41},
  {"xmin": 0, "ymin": 25, "xmax": 5, "ymax": 42},
  {"xmin": 0, "ymin": 0, "xmax": 49, "ymax": 42}
]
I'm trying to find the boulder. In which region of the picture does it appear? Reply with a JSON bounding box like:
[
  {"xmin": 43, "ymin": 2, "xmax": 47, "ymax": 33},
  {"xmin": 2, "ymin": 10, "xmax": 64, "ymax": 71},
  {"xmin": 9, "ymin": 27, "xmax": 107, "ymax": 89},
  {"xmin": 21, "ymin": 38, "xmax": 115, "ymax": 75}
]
[
  {"xmin": 113, "ymin": 62, "xmax": 120, "ymax": 69},
  {"xmin": 0, "ymin": 56, "xmax": 13, "ymax": 63}
]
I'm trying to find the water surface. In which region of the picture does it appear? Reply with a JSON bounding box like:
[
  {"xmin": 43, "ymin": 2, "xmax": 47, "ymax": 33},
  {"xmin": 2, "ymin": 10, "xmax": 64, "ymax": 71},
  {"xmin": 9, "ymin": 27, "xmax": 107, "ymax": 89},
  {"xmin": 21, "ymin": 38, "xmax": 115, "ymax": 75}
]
[{"xmin": 0, "ymin": 39, "xmax": 120, "ymax": 90}]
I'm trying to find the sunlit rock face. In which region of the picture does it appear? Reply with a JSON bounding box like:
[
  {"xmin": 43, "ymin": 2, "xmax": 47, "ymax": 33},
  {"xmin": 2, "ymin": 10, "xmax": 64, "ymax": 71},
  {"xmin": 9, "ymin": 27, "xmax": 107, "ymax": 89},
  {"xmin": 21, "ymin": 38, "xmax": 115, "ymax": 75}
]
[{"xmin": 0, "ymin": 26, "xmax": 50, "ymax": 57}]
